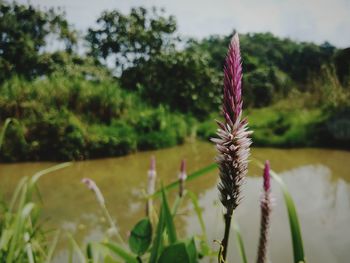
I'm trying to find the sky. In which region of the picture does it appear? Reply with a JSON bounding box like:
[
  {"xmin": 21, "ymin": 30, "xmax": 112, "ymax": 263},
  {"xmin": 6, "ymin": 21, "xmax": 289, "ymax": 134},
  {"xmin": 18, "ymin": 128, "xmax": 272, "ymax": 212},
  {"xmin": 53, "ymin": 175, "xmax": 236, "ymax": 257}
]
[{"xmin": 17, "ymin": 0, "xmax": 350, "ymax": 48}]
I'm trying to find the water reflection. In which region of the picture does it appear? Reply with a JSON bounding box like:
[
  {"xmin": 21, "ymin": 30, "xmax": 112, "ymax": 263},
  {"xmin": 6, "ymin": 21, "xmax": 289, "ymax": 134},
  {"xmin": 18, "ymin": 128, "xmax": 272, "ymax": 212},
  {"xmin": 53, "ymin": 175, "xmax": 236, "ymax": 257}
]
[
  {"xmin": 185, "ymin": 164, "xmax": 350, "ymax": 263},
  {"xmin": 0, "ymin": 141, "xmax": 349, "ymax": 262}
]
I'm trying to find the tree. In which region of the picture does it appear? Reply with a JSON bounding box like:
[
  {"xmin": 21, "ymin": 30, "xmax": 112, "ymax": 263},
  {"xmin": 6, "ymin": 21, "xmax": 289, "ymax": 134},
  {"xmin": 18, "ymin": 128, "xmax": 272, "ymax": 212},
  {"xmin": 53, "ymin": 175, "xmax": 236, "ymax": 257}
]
[
  {"xmin": 0, "ymin": 1, "xmax": 77, "ymax": 81},
  {"xmin": 86, "ymin": 7, "xmax": 177, "ymax": 69},
  {"xmin": 121, "ymin": 49, "xmax": 222, "ymax": 118}
]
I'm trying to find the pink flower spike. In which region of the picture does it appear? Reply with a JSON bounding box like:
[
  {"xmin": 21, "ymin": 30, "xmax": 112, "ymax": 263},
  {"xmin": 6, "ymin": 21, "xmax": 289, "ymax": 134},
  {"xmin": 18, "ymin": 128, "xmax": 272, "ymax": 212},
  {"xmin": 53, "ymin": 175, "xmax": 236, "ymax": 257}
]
[
  {"xmin": 263, "ymin": 160, "xmax": 271, "ymax": 192},
  {"xmin": 212, "ymin": 33, "xmax": 252, "ymax": 212}
]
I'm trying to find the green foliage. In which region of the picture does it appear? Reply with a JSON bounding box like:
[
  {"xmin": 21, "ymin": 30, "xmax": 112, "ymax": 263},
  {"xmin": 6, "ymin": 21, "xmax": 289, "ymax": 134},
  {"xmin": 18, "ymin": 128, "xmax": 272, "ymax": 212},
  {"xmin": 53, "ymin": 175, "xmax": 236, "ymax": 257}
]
[
  {"xmin": 132, "ymin": 107, "xmax": 189, "ymax": 150},
  {"xmin": 86, "ymin": 7, "xmax": 177, "ymax": 67},
  {"xmin": 0, "ymin": 1, "xmax": 77, "ymax": 82},
  {"xmin": 334, "ymin": 48, "xmax": 350, "ymax": 85},
  {"xmin": 1, "ymin": 4, "xmax": 349, "ymax": 160},
  {"xmin": 186, "ymin": 32, "xmax": 342, "ymax": 109},
  {"xmin": 121, "ymin": 49, "xmax": 222, "ymax": 118},
  {"xmin": 158, "ymin": 242, "xmax": 190, "ymax": 263},
  {"xmin": 0, "ymin": 163, "xmax": 70, "ymax": 262},
  {"xmin": 128, "ymin": 218, "xmax": 152, "ymax": 256},
  {"xmin": 0, "ymin": 76, "xmax": 193, "ymax": 161},
  {"xmin": 102, "ymin": 243, "xmax": 138, "ymax": 263},
  {"xmin": 0, "ymin": 118, "xmax": 11, "ymax": 151},
  {"xmin": 161, "ymin": 188, "xmax": 177, "ymax": 244}
]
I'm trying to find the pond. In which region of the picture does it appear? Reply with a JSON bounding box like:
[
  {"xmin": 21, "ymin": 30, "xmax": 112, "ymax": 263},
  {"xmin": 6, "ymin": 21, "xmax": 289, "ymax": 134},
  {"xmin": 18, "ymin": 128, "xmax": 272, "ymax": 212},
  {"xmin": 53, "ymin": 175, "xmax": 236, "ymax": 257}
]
[{"xmin": 0, "ymin": 141, "xmax": 349, "ymax": 263}]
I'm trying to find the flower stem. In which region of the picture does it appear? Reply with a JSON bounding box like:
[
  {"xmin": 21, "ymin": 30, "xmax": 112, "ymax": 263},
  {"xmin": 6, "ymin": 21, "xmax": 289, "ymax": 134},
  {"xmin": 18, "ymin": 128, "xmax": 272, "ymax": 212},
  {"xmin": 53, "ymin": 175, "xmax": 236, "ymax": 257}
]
[{"xmin": 219, "ymin": 208, "xmax": 233, "ymax": 263}]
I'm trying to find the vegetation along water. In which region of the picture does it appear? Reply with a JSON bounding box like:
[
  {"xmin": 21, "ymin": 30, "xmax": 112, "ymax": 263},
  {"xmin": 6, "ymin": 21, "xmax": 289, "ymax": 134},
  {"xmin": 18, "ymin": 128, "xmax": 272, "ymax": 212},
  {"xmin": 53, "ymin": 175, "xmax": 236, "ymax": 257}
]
[
  {"xmin": 0, "ymin": 1, "xmax": 350, "ymax": 263},
  {"xmin": 0, "ymin": 1, "xmax": 349, "ymax": 161}
]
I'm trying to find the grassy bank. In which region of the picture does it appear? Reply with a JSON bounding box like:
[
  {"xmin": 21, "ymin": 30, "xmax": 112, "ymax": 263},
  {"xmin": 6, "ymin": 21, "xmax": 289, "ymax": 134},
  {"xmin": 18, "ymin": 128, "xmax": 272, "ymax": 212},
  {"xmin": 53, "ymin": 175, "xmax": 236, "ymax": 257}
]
[
  {"xmin": 0, "ymin": 74, "xmax": 195, "ymax": 162},
  {"xmin": 198, "ymin": 103, "xmax": 350, "ymax": 149},
  {"xmin": 1, "ymin": 73, "xmax": 349, "ymax": 162}
]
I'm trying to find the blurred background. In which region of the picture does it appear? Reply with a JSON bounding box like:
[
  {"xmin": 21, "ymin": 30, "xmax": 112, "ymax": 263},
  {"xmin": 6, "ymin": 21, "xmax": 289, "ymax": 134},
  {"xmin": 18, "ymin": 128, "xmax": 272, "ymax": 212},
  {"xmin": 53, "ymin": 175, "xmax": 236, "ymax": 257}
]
[
  {"xmin": 0, "ymin": 1, "xmax": 349, "ymax": 262},
  {"xmin": 0, "ymin": 0, "xmax": 349, "ymax": 161}
]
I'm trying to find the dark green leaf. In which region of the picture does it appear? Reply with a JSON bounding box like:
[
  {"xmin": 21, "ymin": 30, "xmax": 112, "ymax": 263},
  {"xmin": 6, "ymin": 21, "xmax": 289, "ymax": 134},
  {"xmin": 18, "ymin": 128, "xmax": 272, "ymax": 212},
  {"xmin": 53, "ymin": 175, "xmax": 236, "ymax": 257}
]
[
  {"xmin": 149, "ymin": 205, "xmax": 166, "ymax": 263},
  {"xmin": 186, "ymin": 238, "xmax": 198, "ymax": 263},
  {"xmin": 161, "ymin": 187, "xmax": 177, "ymax": 244},
  {"xmin": 86, "ymin": 243, "xmax": 93, "ymax": 262},
  {"xmin": 129, "ymin": 218, "xmax": 152, "ymax": 256},
  {"xmin": 158, "ymin": 243, "xmax": 190, "ymax": 263}
]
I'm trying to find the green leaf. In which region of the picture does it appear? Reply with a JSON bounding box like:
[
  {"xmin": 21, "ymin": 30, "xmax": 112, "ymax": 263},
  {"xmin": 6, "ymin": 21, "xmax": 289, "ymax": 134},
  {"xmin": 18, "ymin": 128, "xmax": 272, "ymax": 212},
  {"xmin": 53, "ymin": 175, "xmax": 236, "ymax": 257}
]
[
  {"xmin": 171, "ymin": 195, "xmax": 183, "ymax": 217},
  {"xmin": 161, "ymin": 187, "xmax": 177, "ymax": 244},
  {"xmin": 152, "ymin": 163, "xmax": 217, "ymax": 197},
  {"xmin": 67, "ymin": 233, "xmax": 86, "ymax": 263},
  {"xmin": 104, "ymin": 255, "xmax": 121, "ymax": 263},
  {"xmin": 30, "ymin": 162, "xmax": 72, "ymax": 185},
  {"xmin": 186, "ymin": 238, "xmax": 198, "ymax": 263},
  {"xmin": 45, "ymin": 230, "xmax": 60, "ymax": 263},
  {"xmin": 271, "ymin": 171, "xmax": 305, "ymax": 263},
  {"xmin": 158, "ymin": 243, "xmax": 190, "ymax": 263},
  {"xmin": 232, "ymin": 220, "xmax": 248, "ymax": 263},
  {"xmin": 149, "ymin": 205, "xmax": 166, "ymax": 263},
  {"xmin": 187, "ymin": 191, "xmax": 206, "ymax": 236},
  {"xmin": 86, "ymin": 243, "xmax": 93, "ymax": 262},
  {"xmin": 102, "ymin": 242, "xmax": 138, "ymax": 263},
  {"xmin": 129, "ymin": 218, "xmax": 152, "ymax": 256}
]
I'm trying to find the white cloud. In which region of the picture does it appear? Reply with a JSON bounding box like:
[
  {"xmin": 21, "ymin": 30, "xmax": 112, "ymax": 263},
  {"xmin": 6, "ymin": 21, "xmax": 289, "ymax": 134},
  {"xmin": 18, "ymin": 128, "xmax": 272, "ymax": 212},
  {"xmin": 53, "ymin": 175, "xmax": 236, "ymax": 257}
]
[{"xmin": 16, "ymin": 0, "xmax": 350, "ymax": 47}]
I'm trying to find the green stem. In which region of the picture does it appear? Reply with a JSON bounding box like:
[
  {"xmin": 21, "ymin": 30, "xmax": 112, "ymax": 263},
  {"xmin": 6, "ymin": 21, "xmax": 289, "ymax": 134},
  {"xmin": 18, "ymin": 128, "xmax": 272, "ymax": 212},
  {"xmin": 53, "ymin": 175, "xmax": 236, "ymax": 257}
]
[
  {"xmin": 219, "ymin": 208, "xmax": 233, "ymax": 263},
  {"xmin": 102, "ymin": 205, "xmax": 125, "ymax": 245}
]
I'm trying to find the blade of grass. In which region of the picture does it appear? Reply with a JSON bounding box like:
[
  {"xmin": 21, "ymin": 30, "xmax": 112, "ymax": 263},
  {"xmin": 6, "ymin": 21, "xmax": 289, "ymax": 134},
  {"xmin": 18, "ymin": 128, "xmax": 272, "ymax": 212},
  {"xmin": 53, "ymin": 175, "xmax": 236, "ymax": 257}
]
[
  {"xmin": 102, "ymin": 242, "xmax": 138, "ymax": 263},
  {"xmin": 149, "ymin": 202, "xmax": 166, "ymax": 263},
  {"xmin": 45, "ymin": 230, "xmax": 61, "ymax": 263},
  {"xmin": 161, "ymin": 188, "xmax": 177, "ymax": 244},
  {"xmin": 171, "ymin": 195, "xmax": 183, "ymax": 217},
  {"xmin": 232, "ymin": 219, "xmax": 248, "ymax": 263},
  {"xmin": 253, "ymin": 159, "xmax": 306, "ymax": 263},
  {"xmin": 187, "ymin": 191, "xmax": 206, "ymax": 237},
  {"xmin": 0, "ymin": 118, "xmax": 12, "ymax": 151},
  {"xmin": 9, "ymin": 176, "xmax": 28, "ymax": 213},
  {"xmin": 6, "ymin": 183, "xmax": 29, "ymax": 262},
  {"xmin": 67, "ymin": 233, "xmax": 86, "ymax": 263},
  {"xmin": 30, "ymin": 162, "xmax": 72, "ymax": 185},
  {"xmin": 24, "ymin": 232, "xmax": 35, "ymax": 263}
]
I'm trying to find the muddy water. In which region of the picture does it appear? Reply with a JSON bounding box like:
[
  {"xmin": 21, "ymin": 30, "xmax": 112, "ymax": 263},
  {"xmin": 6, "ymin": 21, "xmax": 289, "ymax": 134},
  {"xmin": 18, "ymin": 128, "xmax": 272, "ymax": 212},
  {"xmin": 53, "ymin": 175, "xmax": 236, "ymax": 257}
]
[{"xmin": 0, "ymin": 141, "xmax": 349, "ymax": 262}]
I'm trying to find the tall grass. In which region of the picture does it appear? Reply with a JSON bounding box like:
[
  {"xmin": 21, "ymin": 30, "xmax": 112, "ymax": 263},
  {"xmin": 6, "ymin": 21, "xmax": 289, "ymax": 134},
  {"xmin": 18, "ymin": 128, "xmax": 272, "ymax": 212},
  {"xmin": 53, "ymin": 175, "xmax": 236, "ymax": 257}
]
[{"xmin": 0, "ymin": 162, "xmax": 70, "ymax": 263}]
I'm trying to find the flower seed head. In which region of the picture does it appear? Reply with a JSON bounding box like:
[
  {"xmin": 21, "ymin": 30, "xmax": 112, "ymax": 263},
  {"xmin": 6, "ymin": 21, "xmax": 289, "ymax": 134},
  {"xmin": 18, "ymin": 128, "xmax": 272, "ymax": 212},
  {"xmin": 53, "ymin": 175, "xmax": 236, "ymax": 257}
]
[{"xmin": 82, "ymin": 178, "xmax": 105, "ymax": 206}]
